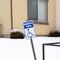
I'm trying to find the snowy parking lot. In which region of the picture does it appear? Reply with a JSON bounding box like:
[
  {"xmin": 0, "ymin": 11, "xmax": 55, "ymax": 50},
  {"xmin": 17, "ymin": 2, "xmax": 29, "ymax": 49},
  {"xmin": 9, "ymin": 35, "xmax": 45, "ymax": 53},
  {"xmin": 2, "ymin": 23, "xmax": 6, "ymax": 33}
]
[{"xmin": 0, "ymin": 37, "xmax": 60, "ymax": 60}]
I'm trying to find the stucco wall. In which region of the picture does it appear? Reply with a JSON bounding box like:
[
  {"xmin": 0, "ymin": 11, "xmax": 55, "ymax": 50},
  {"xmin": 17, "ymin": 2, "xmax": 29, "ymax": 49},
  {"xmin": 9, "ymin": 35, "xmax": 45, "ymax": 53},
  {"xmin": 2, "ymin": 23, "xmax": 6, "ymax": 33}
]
[
  {"xmin": 0, "ymin": 0, "xmax": 56, "ymax": 36},
  {"xmin": 56, "ymin": 0, "xmax": 60, "ymax": 31},
  {"xmin": 0, "ymin": 0, "xmax": 11, "ymax": 35}
]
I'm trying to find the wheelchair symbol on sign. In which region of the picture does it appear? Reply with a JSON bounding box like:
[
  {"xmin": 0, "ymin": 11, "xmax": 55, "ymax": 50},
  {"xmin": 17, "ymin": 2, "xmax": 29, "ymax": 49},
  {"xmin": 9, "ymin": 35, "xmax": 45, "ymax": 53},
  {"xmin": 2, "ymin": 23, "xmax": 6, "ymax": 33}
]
[{"xmin": 27, "ymin": 29, "xmax": 33, "ymax": 38}]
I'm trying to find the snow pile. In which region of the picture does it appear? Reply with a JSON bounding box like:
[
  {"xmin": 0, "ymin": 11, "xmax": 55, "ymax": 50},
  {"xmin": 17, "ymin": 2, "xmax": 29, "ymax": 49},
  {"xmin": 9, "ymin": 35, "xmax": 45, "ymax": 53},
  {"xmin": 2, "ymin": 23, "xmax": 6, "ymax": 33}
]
[{"xmin": 10, "ymin": 29, "xmax": 24, "ymax": 33}]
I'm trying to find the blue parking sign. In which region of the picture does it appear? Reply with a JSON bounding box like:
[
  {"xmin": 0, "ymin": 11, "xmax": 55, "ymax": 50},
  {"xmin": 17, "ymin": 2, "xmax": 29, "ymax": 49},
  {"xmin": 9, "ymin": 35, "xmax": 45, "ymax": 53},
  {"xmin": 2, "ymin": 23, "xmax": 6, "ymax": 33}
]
[{"xmin": 23, "ymin": 20, "xmax": 35, "ymax": 39}]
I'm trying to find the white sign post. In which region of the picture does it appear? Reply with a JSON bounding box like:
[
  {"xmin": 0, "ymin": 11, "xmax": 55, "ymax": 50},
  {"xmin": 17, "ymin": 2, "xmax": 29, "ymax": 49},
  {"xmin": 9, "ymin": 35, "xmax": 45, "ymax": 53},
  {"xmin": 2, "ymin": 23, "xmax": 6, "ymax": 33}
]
[{"xmin": 23, "ymin": 20, "xmax": 36, "ymax": 60}]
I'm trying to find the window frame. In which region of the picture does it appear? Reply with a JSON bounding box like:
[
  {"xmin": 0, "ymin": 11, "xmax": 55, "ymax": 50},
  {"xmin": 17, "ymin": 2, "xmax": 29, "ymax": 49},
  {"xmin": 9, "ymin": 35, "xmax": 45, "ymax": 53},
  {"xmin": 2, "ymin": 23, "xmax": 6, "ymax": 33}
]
[{"xmin": 27, "ymin": 0, "xmax": 49, "ymax": 25}]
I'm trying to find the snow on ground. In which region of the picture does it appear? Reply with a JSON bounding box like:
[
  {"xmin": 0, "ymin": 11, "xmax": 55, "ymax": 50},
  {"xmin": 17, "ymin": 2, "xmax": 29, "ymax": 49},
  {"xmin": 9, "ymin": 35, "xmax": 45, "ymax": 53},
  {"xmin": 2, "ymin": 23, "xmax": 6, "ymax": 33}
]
[{"xmin": 0, "ymin": 37, "xmax": 60, "ymax": 60}]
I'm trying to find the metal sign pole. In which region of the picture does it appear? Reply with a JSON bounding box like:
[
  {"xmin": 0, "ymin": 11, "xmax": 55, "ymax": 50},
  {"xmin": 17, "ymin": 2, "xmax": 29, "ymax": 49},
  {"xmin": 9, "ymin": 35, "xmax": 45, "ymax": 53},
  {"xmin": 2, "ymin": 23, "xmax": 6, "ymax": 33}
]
[{"xmin": 30, "ymin": 38, "xmax": 37, "ymax": 60}]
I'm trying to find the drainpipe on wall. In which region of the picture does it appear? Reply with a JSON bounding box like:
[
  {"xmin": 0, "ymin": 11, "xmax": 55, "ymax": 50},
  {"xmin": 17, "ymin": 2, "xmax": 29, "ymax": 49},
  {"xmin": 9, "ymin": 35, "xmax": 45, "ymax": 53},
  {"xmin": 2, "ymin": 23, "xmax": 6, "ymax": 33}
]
[{"xmin": 10, "ymin": 0, "xmax": 13, "ymax": 30}]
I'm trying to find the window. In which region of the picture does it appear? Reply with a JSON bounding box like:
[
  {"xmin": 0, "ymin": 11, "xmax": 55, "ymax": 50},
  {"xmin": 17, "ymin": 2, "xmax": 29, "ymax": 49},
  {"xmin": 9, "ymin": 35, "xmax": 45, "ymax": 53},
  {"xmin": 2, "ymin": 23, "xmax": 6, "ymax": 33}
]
[{"xmin": 28, "ymin": 0, "xmax": 48, "ymax": 24}]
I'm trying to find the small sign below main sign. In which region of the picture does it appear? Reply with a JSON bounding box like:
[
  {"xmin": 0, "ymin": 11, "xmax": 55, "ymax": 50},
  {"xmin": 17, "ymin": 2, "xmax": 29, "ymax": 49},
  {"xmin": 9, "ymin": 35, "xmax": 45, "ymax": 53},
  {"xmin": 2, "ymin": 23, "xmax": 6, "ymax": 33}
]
[{"xmin": 23, "ymin": 20, "xmax": 35, "ymax": 39}]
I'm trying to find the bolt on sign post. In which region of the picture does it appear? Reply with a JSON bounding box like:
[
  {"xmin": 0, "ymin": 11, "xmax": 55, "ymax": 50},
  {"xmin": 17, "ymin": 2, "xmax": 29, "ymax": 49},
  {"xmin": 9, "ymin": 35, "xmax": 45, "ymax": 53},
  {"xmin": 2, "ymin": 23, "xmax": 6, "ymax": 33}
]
[{"xmin": 23, "ymin": 20, "xmax": 37, "ymax": 60}]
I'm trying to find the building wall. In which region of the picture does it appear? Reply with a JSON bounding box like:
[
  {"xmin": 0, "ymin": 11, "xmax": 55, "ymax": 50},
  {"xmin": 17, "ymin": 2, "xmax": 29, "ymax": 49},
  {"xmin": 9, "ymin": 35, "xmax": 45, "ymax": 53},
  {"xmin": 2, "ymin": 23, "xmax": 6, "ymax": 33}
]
[
  {"xmin": 35, "ymin": 0, "xmax": 56, "ymax": 35},
  {"xmin": 56, "ymin": 0, "xmax": 60, "ymax": 31},
  {"xmin": 0, "ymin": 0, "xmax": 11, "ymax": 35},
  {"xmin": 0, "ymin": 0, "xmax": 56, "ymax": 36}
]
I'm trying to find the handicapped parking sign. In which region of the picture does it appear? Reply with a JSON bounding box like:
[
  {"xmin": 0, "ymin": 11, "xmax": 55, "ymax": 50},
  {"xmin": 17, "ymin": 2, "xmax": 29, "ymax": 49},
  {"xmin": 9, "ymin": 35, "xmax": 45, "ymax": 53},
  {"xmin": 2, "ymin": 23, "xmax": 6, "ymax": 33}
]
[
  {"xmin": 23, "ymin": 20, "xmax": 35, "ymax": 39},
  {"xmin": 23, "ymin": 21, "xmax": 37, "ymax": 60}
]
